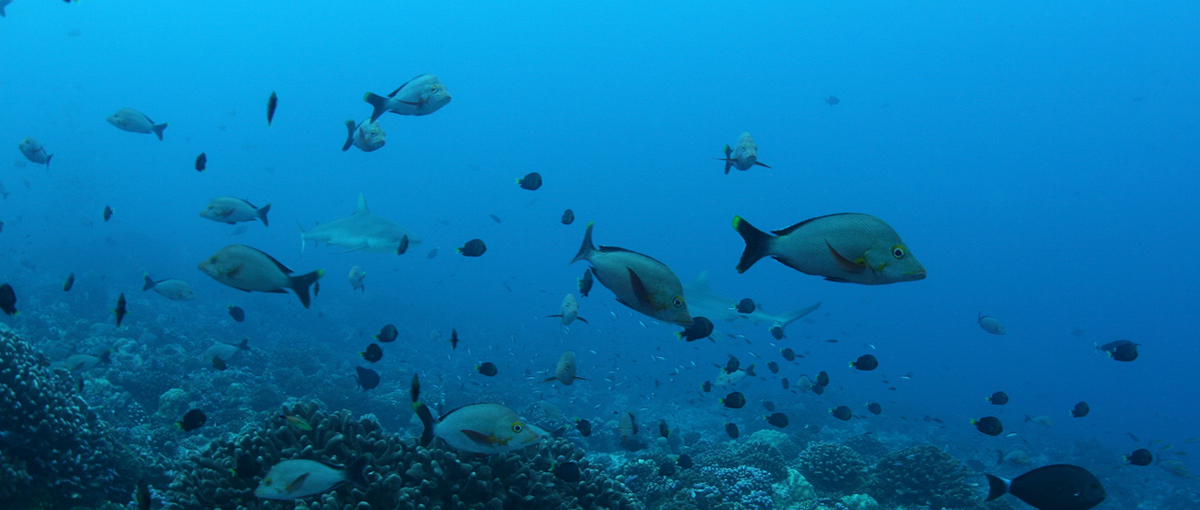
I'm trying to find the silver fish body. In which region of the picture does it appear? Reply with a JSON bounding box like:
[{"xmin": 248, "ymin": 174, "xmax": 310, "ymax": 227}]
[
  {"xmin": 342, "ymin": 119, "xmax": 386, "ymax": 152},
  {"xmin": 197, "ymin": 245, "xmax": 323, "ymax": 308},
  {"xmin": 571, "ymin": 223, "xmax": 691, "ymax": 325},
  {"xmin": 719, "ymin": 132, "xmax": 770, "ymax": 174},
  {"xmin": 107, "ymin": 108, "xmax": 168, "ymax": 140},
  {"xmin": 363, "ymin": 74, "xmax": 451, "ymax": 122},
  {"xmin": 200, "ymin": 197, "xmax": 271, "ymax": 226},
  {"xmin": 17, "ymin": 137, "xmax": 51, "ymax": 168}
]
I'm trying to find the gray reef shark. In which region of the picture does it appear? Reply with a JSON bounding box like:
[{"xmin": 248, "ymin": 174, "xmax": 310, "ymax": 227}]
[
  {"xmin": 300, "ymin": 194, "xmax": 421, "ymax": 254},
  {"xmin": 684, "ymin": 271, "xmax": 820, "ymax": 339}
]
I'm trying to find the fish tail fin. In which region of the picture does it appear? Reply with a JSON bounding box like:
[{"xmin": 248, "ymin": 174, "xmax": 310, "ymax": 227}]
[
  {"xmin": 99, "ymin": 349, "xmax": 113, "ymax": 364},
  {"xmin": 237, "ymin": 338, "xmax": 249, "ymax": 351},
  {"xmin": 152, "ymin": 123, "xmax": 167, "ymax": 141},
  {"xmin": 289, "ymin": 269, "xmax": 324, "ymax": 308},
  {"xmin": 771, "ymin": 302, "xmax": 822, "ymax": 335},
  {"xmin": 257, "ymin": 203, "xmax": 271, "ymax": 227},
  {"xmin": 345, "ymin": 457, "xmax": 369, "ymax": 487},
  {"xmin": 342, "ymin": 120, "xmax": 356, "ymax": 151},
  {"xmin": 364, "ymin": 92, "xmax": 389, "ymax": 123},
  {"xmin": 296, "ymin": 220, "xmax": 308, "ymax": 254},
  {"xmin": 142, "ymin": 274, "xmax": 155, "ymax": 291},
  {"xmin": 984, "ymin": 474, "xmax": 1009, "ymax": 501},
  {"xmin": 732, "ymin": 216, "xmax": 773, "ymax": 273},
  {"xmin": 571, "ymin": 222, "xmax": 596, "ymax": 264},
  {"xmin": 745, "ymin": 364, "xmax": 756, "ymax": 377},
  {"xmin": 413, "ymin": 402, "xmax": 435, "ymax": 448},
  {"xmin": 45, "ymin": 154, "xmax": 52, "ymax": 169}
]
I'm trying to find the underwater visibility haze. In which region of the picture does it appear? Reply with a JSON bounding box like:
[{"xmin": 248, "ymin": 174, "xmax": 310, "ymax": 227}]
[{"xmin": 2, "ymin": 1, "xmax": 1199, "ymax": 509}]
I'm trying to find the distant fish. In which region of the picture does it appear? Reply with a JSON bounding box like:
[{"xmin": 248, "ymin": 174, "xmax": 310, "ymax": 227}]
[
  {"xmin": 61, "ymin": 350, "xmax": 111, "ymax": 371},
  {"xmin": 867, "ymin": 402, "xmax": 883, "ymax": 415},
  {"xmin": 825, "ymin": 96, "xmax": 840, "ymax": 106},
  {"xmin": 200, "ymin": 197, "xmax": 271, "ymax": 226},
  {"xmin": 364, "ymin": 74, "xmax": 451, "ymax": 122},
  {"xmin": 545, "ymin": 350, "xmax": 588, "ymax": 385},
  {"xmin": 1070, "ymin": 401, "xmax": 1090, "ymax": 418},
  {"xmin": 197, "ymin": 245, "xmax": 323, "ymax": 308},
  {"xmin": 354, "ymin": 366, "xmax": 380, "ymax": 390},
  {"xmin": 717, "ymin": 132, "xmax": 770, "ymax": 174},
  {"xmin": 676, "ymin": 317, "xmax": 713, "ymax": 342},
  {"xmin": 781, "ymin": 348, "xmax": 796, "ymax": 362},
  {"xmin": 360, "ymin": 343, "xmax": 383, "ymax": 362},
  {"xmin": 0, "ymin": 283, "xmax": 16, "ymax": 315},
  {"xmin": 427, "ymin": 247, "xmax": 438, "ymax": 259},
  {"xmin": 1096, "ymin": 340, "xmax": 1138, "ymax": 362},
  {"xmin": 548, "ymin": 293, "xmax": 588, "ymax": 325},
  {"xmin": 301, "ymin": 195, "xmax": 420, "ymax": 254},
  {"xmin": 254, "ymin": 458, "xmax": 368, "ymax": 500},
  {"xmin": 135, "ymin": 480, "xmax": 150, "ymax": 510},
  {"xmin": 678, "ymin": 454, "xmax": 693, "ymax": 469},
  {"xmin": 228, "ymin": 305, "xmax": 245, "ymax": 322},
  {"xmin": 175, "ymin": 409, "xmax": 207, "ymax": 432},
  {"xmin": 107, "ymin": 108, "xmax": 167, "ymax": 140},
  {"xmin": 1025, "ymin": 414, "xmax": 1055, "ymax": 427},
  {"xmin": 988, "ymin": 391, "xmax": 1009, "ymax": 405},
  {"xmin": 576, "ymin": 419, "xmax": 592, "ymax": 437},
  {"xmin": 850, "ymin": 354, "xmax": 878, "ymax": 371},
  {"xmin": 725, "ymin": 422, "xmax": 739, "ymax": 439},
  {"xmin": 972, "ymin": 416, "xmax": 1004, "ymax": 436},
  {"xmin": 114, "ymin": 292, "xmax": 128, "ymax": 326},
  {"xmin": 517, "ymin": 172, "xmax": 542, "ymax": 190},
  {"xmin": 63, "ymin": 273, "xmax": 74, "ymax": 292},
  {"xmin": 978, "ymin": 312, "xmax": 1006, "ymax": 335},
  {"xmin": 766, "ymin": 412, "xmax": 788, "ymax": 428},
  {"xmin": 488, "ymin": 213, "xmax": 502, "ymax": 224},
  {"xmin": 143, "ymin": 274, "xmax": 196, "ymax": 300},
  {"xmin": 341, "ymin": 118, "xmax": 386, "ymax": 152},
  {"xmin": 281, "ymin": 415, "xmax": 312, "ymax": 431},
  {"xmin": 266, "ymin": 92, "xmax": 278, "ymax": 126},
  {"xmin": 17, "ymin": 137, "xmax": 52, "ymax": 168},
  {"xmin": 577, "ymin": 269, "xmax": 594, "ymax": 297},
  {"xmin": 456, "ymin": 239, "xmax": 487, "ymax": 257},
  {"xmin": 767, "ymin": 361, "xmax": 779, "ymax": 374},
  {"xmin": 103, "ymin": 205, "xmax": 113, "ymax": 222},
  {"xmin": 734, "ymin": 298, "xmax": 755, "ymax": 314},
  {"xmin": 571, "ymin": 222, "xmax": 691, "ymax": 325},
  {"xmin": 375, "ymin": 324, "xmax": 398, "ymax": 343},
  {"xmin": 721, "ymin": 391, "xmax": 746, "ymax": 409},
  {"xmin": 449, "ymin": 328, "xmax": 460, "ymax": 350},
  {"xmin": 830, "ymin": 406, "xmax": 852, "ymax": 421},
  {"xmin": 561, "ymin": 209, "xmax": 575, "ymax": 225},
  {"xmin": 985, "ymin": 464, "xmax": 1105, "ymax": 510},
  {"xmin": 816, "ymin": 371, "xmax": 830, "ymax": 387},
  {"xmin": 348, "ymin": 265, "xmax": 366, "ymax": 292},
  {"xmin": 1125, "ymin": 449, "xmax": 1153, "ymax": 466},
  {"xmin": 194, "ymin": 152, "xmax": 207, "ymax": 172},
  {"xmin": 203, "ymin": 338, "xmax": 249, "ymax": 366},
  {"xmin": 476, "ymin": 362, "xmax": 498, "ymax": 376},
  {"xmin": 553, "ymin": 462, "xmax": 582, "ymax": 483}
]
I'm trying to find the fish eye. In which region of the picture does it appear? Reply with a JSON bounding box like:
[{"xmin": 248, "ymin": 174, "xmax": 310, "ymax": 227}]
[
  {"xmin": 672, "ymin": 297, "xmax": 684, "ymax": 308},
  {"xmin": 891, "ymin": 245, "xmax": 906, "ymax": 259},
  {"xmin": 511, "ymin": 422, "xmax": 523, "ymax": 433}
]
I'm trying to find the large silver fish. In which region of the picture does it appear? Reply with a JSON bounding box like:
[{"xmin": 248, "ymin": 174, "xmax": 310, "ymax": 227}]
[
  {"xmin": 570, "ymin": 222, "xmax": 692, "ymax": 325},
  {"xmin": 197, "ymin": 245, "xmax": 324, "ymax": 308},
  {"xmin": 545, "ymin": 350, "xmax": 588, "ymax": 385},
  {"xmin": 363, "ymin": 74, "xmax": 451, "ymax": 122},
  {"xmin": 200, "ymin": 197, "xmax": 271, "ymax": 226},
  {"xmin": 203, "ymin": 338, "xmax": 249, "ymax": 363},
  {"xmin": 300, "ymin": 194, "xmax": 421, "ymax": 254},
  {"xmin": 547, "ymin": 293, "xmax": 587, "ymax": 325},
  {"xmin": 17, "ymin": 137, "xmax": 51, "ymax": 168},
  {"xmin": 254, "ymin": 458, "xmax": 368, "ymax": 500},
  {"xmin": 414, "ymin": 402, "xmax": 545, "ymax": 454},
  {"xmin": 718, "ymin": 132, "xmax": 770, "ymax": 174},
  {"xmin": 106, "ymin": 108, "xmax": 168, "ymax": 140},
  {"xmin": 341, "ymin": 118, "xmax": 386, "ymax": 152},
  {"xmin": 733, "ymin": 214, "xmax": 926, "ymax": 285}
]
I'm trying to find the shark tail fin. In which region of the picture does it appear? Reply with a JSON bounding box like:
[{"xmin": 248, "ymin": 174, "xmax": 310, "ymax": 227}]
[
  {"xmin": 342, "ymin": 120, "xmax": 356, "ymax": 151},
  {"xmin": 142, "ymin": 274, "xmax": 155, "ymax": 292},
  {"xmin": 732, "ymin": 216, "xmax": 773, "ymax": 273},
  {"xmin": 290, "ymin": 269, "xmax": 324, "ymax": 308},
  {"xmin": 257, "ymin": 203, "xmax": 271, "ymax": 227},
  {"xmin": 45, "ymin": 154, "xmax": 52, "ymax": 169},
  {"xmin": 364, "ymin": 92, "xmax": 389, "ymax": 123},
  {"xmin": 237, "ymin": 338, "xmax": 250, "ymax": 351},
  {"xmin": 571, "ymin": 222, "xmax": 596, "ymax": 265},
  {"xmin": 296, "ymin": 220, "xmax": 307, "ymax": 254},
  {"xmin": 152, "ymin": 123, "xmax": 168, "ymax": 141},
  {"xmin": 771, "ymin": 302, "xmax": 822, "ymax": 335}
]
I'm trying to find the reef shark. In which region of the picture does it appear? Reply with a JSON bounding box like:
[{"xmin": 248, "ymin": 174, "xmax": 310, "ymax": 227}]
[
  {"xmin": 684, "ymin": 271, "xmax": 820, "ymax": 338},
  {"xmin": 300, "ymin": 194, "xmax": 421, "ymax": 254}
]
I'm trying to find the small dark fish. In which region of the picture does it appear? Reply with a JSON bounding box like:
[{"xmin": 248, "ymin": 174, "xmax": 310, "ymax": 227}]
[
  {"xmin": 1071, "ymin": 401, "xmax": 1090, "ymax": 418},
  {"xmin": 375, "ymin": 324, "xmax": 398, "ymax": 343},
  {"xmin": 0, "ymin": 283, "xmax": 16, "ymax": 315},
  {"xmin": 658, "ymin": 462, "xmax": 676, "ymax": 477},
  {"xmin": 450, "ymin": 328, "xmax": 459, "ymax": 349},
  {"xmin": 1125, "ymin": 449, "xmax": 1153, "ymax": 466},
  {"xmin": 114, "ymin": 292, "xmax": 127, "ymax": 326},
  {"xmin": 851, "ymin": 354, "xmax": 878, "ymax": 371},
  {"xmin": 766, "ymin": 412, "xmax": 788, "ymax": 428},
  {"xmin": 456, "ymin": 239, "xmax": 487, "ymax": 257},
  {"xmin": 360, "ymin": 343, "xmax": 383, "ymax": 362},
  {"xmin": 767, "ymin": 361, "xmax": 779, "ymax": 374},
  {"xmin": 677, "ymin": 454, "xmax": 693, "ymax": 469},
  {"xmin": 136, "ymin": 480, "xmax": 151, "ymax": 510},
  {"xmin": 211, "ymin": 357, "xmax": 226, "ymax": 371},
  {"xmin": 477, "ymin": 362, "xmax": 498, "ymax": 376},
  {"xmin": 63, "ymin": 273, "xmax": 75, "ymax": 292},
  {"xmin": 825, "ymin": 95, "xmax": 840, "ymax": 106},
  {"xmin": 354, "ymin": 366, "xmax": 380, "ymax": 390},
  {"xmin": 194, "ymin": 152, "xmax": 207, "ymax": 172},
  {"xmin": 1098, "ymin": 340, "xmax": 1138, "ymax": 362},
  {"xmin": 816, "ymin": 371, "xmax": 830, "ymax": 387},
  {"xmin": 781, "ymin": 348, "xmax": 796, "ymax": 362},
  {"xmin": 985, "ymin": 464, "xmax": 1106, "ymax": 510},
  {"xmin": 266, "ymin": 91, "xmax": 278, "ymax": 126},
  {"xmin": 561, "ymin": 209, "xmax": 575, "ymax": 225},
  {"xmin": 410, "ymin": 374, "xmax": 421, "ymax": 403},
  {"xmin": 553, "ymin": 462, "xmax": 582, "ymax": 483},
  {"xmin": 721, "ymin": 391, "xmax": 746, "ymax": 409},
  {"xmin": 770, "ymin": 326, "xmax": 785, "ymax": 340},
  {"xmin": 830, "ymin": 406, "xmax": 852, "ymax": 421},
  {"xmin": 725, "ymin": 422, "xmax": 739, "ymax": 439},
  {"xmin": 973, "ymin": 416, "xmax": 1004, "ymax": 436},
  {"xmin": 725, "ymin": 355, "xmax": 740, "ymax": 374},
  {"xmin": 576, "ymin": 419, "xmax": 592, "ymax": 437},
  {"xmin": 397, "ymin": 235, "xmax": 409, "ymax": 255},
  {"xmin": 427, "ymin": 247, "xmax": 438, "ymax": 259},
  {"xmin": 676, "ymin": 316, "xmax": 713, "ymax": 341},
  {"xmin": 781, "ymin": 378, "xmax": 790, "ymax": 390},
  {"xmin": 826, "ymin": 338, "xmax": 839, "ymax": 343},
  {"xmin": 103, "ymin": 205, "xmax": 113, "ymax": 222},
  {"xmin": 701, "ymin": 381, "xmax": 713, "ymax": 393},
  {"xmin": 488, "ymin": 213, "xmax": 502, "ymax": 223},
  {"xmin": 867, "ymin": 402, "xmax": 882, "ymax": 415},
  {"xmin": 734, "ymin": 298, "xmax": 756, "ymax": 314},
  {"xmin": 988, "ymin": 391, "xmax": 1009, "ymax": 405},
  {"xmin": 227, "ymin": 305, "xmax": 245, "ymax": 322},
  {"xmin": 176, "ymin": 409, "xmax": 207, "ymax": 431},
  {"xmin": 812, "ymin": 384, "xmax": 825, "ymax": 395},
  {"xmin": 517, "ymin": 172, "xmax": 542, "ymax": 190},
  {"xmin": 762, "ymin": 400, "xmax": 776, "ymax": 412},
  {"xmin": 578, "ymin": 269, "xmax": 594, "ymax": 297},
  {"xmin": 659, "ymin": 419, "xmax": 670, "ymax": 438}
]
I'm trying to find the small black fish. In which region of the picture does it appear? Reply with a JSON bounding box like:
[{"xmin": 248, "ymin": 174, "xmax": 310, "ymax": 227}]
[
  {"xmin": 266, "ymin": 91, "xmax": 278, "ymax": 126},
  {"xmin": 676, "ymin": 316, "xmax": 713, "ymax": 341},
  {"xmin": 867, "ymin": 402, "xmax": 883, "ymax": 415},
  {"xmin": 767, "ymin": 361, "xmax": 779, "ymax": 374},
  {"xmin": 457, "ymin": 239, "xmax": 487, "ymax": 257},
  {"xmin": 63, "ymin": 273, "xmax": 75, "ymax": 292},
  {"xmin": 355, "ymin": 366, "xmax": 380, "ymax": 391},
  {"xmin": 176, "ymin": 409, "xmax": 207, "ymax": 431},
  {"xmin": 194, "ymin": 152, "xmax": 207, "ymax": 172},
  {"xmin": 211, "ymin": 357, "xmax": 226, "ymax": 371},
  {"xmin": 826, "ymin": 338, "xmax": 839, "ymax": 343},
  {"xmin": 375, "ymin": 324, "xmax": 398, "ymax": 342},
  {"xmin": 578, "ymin": 269, "xmax": 594, "ymax": 297},
  {"xmin": 780, "ymin": 348, "xmax": 796, "ymax": 362},
  {"xmin": 0, "ymin": 283, "xmax": 16, "ymax": 315},
  {"xmin": 701, "ymin": 380, "xmax": 713, "ymax": 393},
  {"xmin": 766, "ymin": 412, "xmax": 788, "ymax": 428},
  {"xmin": 781, "ymin": 378, "xmax": 790, "ymax": 390},
  {"xmin": 973, "ymin": 416, "xmax": 1004, "ymax": 436},
  {"xmin": 658, "ymin": 462, "xmax": 676, "ymax": 476},
  {"xmin": 825, "ymin": 95, "xmax": 840, "ymax": 106},
  {"xmin": 677, "ymin": 454, "xmax": 693, "ymax": 469},
  {"xmin": 721, "ymin": 391, "xmax": 746, "ymax": 409},
  {"xmin": 397, "ymin": 235, "xmax": 409, "ymax": 255},
  {"xmin": 477, "ymin": 362, "xmax": 498, "ymax": 376},
  {"xmin": 427, "ymin": 247, "xmax": 438, "ymax": 259},
  {"xmin": 762, "ymin": 400, "xmax": 776, "ymax": 412},
  {"xmin": 488, "ymin": 213, "xmax": 502, "ymax": 223},
  {"xmin": 770, "ymin": 326, "xmax": 785, "ymax": 340},
  {"xmin": 985, "ymin": 464, "xmax": 1105, "ymax": 510},
  {"xmin": 1098, "ymin": 340, "xmax": 1138, "ymax": 362},
  {"xmin": 735, "ymin": 298, "xmax": 755, "ymax": 314},
  {"xmin": 361, "ymin": 343, "xmax": 383, "ymax": 362},
  {"xmin": 1125, "ymin": 449, "xmax": 1153, "ymax": 466},
  {"xmin": 1071, "ymin": 401, "xmax": 1090, "ymax": 418},
  {"xmin": 725, "ymin": 355, "xmax": 740, "ymax": 374},
  {"xmin": 114, "ymin": 292, "xmax": 127, "ymax": 326},
  {"xmin": 725, "ymin": 422, "xmax": 739, "ymax": 438},
  {"xmin": 576, "ymin": 419, "xmax": 592, "ymax": 437},
  {"xmin": 812, "ymin": 384, "xmax": 825, "ymax": 395},
  {"xmin": 561, "ymin": 209, "xmax": 575, "ymax": 225},
  {"xmin": 228, "ymin": 305, "xmax": 245, "ymax": 322},
  {"xmin": 517, "ymin": 172, "xmax": 542, "ymax": 190},
  {"xmin": 830, "ymin": 406, "xmax": 852, "ymax": 421},
  {"xmin": 136, "ymin": 480, "xmax": 151, "ymax": 510},
  {"xmin": 988, "ymin": 391, "xmax": 1009, "ymax": 405},
  {"xmin": 103, "ymin": 205, "xmax": 113, "ymax": 222},
  {"xmin": 553, "ymin": 462, "xmax": 582, "ymax": 483},
  {"xmin": 816, "ymin": 371, "xmax": 830, "ymax": 387},
  {"xmin": 659, "ymin": 419, "xmax": 670, "ymax": 438},
  {"xmin": 851, "ymin": 354, "xmax": 878, "ymax": 371},
  {"xmin": 450, "ymin": 328, "xmax": 459, "ymax": 349}
]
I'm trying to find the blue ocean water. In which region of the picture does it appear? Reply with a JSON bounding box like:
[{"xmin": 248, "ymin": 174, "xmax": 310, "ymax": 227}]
[{"xmin": 2, "ymin": 1, "xmax": 1198, "ymax": 509}]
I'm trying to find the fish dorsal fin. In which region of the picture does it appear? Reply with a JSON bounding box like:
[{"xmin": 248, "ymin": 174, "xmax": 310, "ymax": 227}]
[
  {"xmin": 691, "ymin": 271, "xmax": 710, "ymax": 289},
  {"xmin": 599, "ymin": 245, "xmax": 669, "ymax": 267},
  {"xmin": 243, "ymin": 245, "xmax": 294, "ymax": 275},
  {"xmin": 355, "ymin": 194, "xmax": 369, "ymax": 215},
  {"xmin": 772, "ymin": 213, "xmax": 856, "ymax": 236},
  {"xmin": 387, "ymin": 75, "xmax": 424, "ymax": 97}
]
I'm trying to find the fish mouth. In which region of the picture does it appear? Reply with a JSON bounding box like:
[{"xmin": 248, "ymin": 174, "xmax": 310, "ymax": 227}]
[{"xmin": 905, "ymin": 271, "xmax": 927, "ymax": 281}]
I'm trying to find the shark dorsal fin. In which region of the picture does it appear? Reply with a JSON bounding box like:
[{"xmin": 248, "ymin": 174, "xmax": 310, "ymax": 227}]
[
  {"xmin": 355, "ymin": 194, "xmax": 369, "ymax": 215},
  {"xmin": 692, "ymin": 271, "xmax": 711, "ymax": 289}
]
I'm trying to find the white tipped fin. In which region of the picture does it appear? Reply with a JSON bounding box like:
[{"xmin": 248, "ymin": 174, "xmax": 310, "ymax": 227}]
[{"xmin": 355, "ymin": 194, "xmax": 369, "ymax": 215}]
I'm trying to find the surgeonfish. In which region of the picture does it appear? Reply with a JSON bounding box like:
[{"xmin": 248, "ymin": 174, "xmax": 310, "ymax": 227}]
[
  {"xmin": 107, "ymin": 108, "xmax": 168, "ymax": 140},
  {"xmin": 363, "ymin": 74, "xmax": 451, "ymax": 122},
  {"xmin": 985, "ymin": 464, "xmax": 1105, "ymax": 510},
  {"xmin": 254, "ymin": 458, "xmax": 369, "ymax": 500},
  {"xmin": 571, "ymin": 222, "xmax": 691, "ymax": 325},
  {"xmin": 732, "ymin": 214, "xmax": 926, "ymax": 285},
  {"xmin": 348, "ymin": 266, "xmax": 366, "ymax": 292},
  {"xmin": 200, "ymin": 197, "xmax": 271, "ymax": 226},
  {"xmin": 142, "ymin": 274, "xmax": 196, "ymax": 300},
  {"xmin": 410, "ymin": 374, "xmax": 544, "ymax": 454},
  {"xmin": 548, "ymin": 293, "xmax": 588, "ymax": 325},
  {"xmin": 17, "ymin": 137, "xmax": 52, "ymax": 168},
  {"xmin": 197, "ymin": 245, "xmax": 324, "ymax": 308},
  {"xmin": 342, "ymin": 118, "xmax": 386, "ymax": 152},
  {"xmin": 979, "ymin": 312, "xmax": 1006, "ymax": 335},
  {"xmin": 717, "ymin": 132, "xmax": 771, "ymax": 174},
  {"xmin": 545, "ymin": 350, "xmax": 588, "ymax": 385}
]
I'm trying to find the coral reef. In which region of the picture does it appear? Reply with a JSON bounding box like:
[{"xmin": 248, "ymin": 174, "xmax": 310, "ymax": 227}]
[
  {"xmin": 0, "ymin": 329, "xmax": 143, "ymax": 510},
  {"xmin": 797, "ymin": 441, "xmax": 869, "ymax": 494},
  {"xmin": 843, "ymin": 434, "xmax": 888, "ymax": 463},
  {"xmin": 866, "ymin": 445, "xmax": 976, "ymax": 509}
]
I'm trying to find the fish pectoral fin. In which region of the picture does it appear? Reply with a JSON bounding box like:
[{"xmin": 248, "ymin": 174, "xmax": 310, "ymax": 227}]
[
  {"xmin": 824, "ymin": 277, "xmax": 852, "ymax": 283},
  {"xmin": 222, "ymin": 263, "xmax": 245, "ymax": 278},
  {"xmin": 264, "ymin": 289, "xmax": 288, "ymax": 294},
  {"xmin": 627, "ymin": 268, "xmax": 654, "ymax": 306},
  {"xmin": 286, "ymin": 473, "xmax": 310, "ymax": 492},
  {"xmin": 461, "ymin": 429, "xmax": 498, "ymax": 446},
  {"xmin": 826, "ymin": 242, "xmax": 865, "ymax": 272},
  {"xmin": 575, "ymin": 316, "xmax": 589, "ymax": 323}
]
